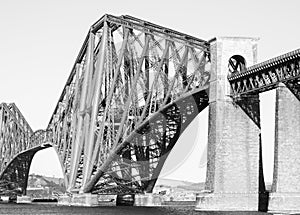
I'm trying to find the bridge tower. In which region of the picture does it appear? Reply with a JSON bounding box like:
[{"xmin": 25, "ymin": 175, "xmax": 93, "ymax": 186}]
[
  {"xmin": 196, "ymin": 37, "xmax": 263, "ymax": 211},
  {"xmin": 268, "ymin": 83, "xmax": 300, "ymax": 212}
]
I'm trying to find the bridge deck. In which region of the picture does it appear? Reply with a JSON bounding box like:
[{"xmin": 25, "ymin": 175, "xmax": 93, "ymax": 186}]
[{"xmin": 228, "ymin": 48, "xmax": 300, "ymax": 97}]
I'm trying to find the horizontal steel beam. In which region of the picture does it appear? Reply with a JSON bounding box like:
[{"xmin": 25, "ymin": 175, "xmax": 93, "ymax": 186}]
[
  {"xmin": 229, "ymin": 48, "xmax": 300, "ymax": 96},
  {"xmin": 91, "ymin": 14, "xmax": 209, "ymax": 50}
]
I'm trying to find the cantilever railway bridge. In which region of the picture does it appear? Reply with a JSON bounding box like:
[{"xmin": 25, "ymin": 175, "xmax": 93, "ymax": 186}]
[{"xmin": 1, "ymin": 14, "xmax": 300, "ymax": 212}]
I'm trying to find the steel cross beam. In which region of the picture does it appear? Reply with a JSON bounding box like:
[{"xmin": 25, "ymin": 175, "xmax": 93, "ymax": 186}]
[
  {"xmin": 228, "ymin": 48, "xmax": 300, "ymax": 99},
  {"xmin": 44, "ymin": 14, "xmax": 210, "ymax": 193}
]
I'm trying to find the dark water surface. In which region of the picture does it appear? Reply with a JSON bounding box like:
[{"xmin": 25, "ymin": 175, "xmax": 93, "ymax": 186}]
[{"xmin": 0, "ymin": 203, "xmax": 271, "ymax": 215}]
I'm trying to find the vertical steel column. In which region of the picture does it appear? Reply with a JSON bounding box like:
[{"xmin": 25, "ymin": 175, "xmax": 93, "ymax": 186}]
[
  {"xmin": 163, "ymin": 40, "xmax": 169, "ymax": 98},
  {"xmin": 68, "ymin": 31, "xmax": 95, "ymax": 192},
  {"xmin": 81, "ymin": 22, "xmax": 108, "ymax": 189},
  {"xmin": 90, "ymin": 29, "xmax": 129, "ymax": 170},
  {"xmin": 82, "ymin": 35, "xmax": 150, "ymax": 193}
]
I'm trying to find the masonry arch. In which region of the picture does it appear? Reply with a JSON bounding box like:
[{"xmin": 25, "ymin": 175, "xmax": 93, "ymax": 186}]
[{"xmin": 228, "ymin": 55, "xmax": 247, "ymax": 74}]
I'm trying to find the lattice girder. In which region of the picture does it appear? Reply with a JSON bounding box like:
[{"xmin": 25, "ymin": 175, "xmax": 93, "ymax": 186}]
[
  {"xmin": 228, "ymin": 48, "xmax": 300, "ymax": 98},
  {"xmin": 86, "ymin": 89, "xmax": 209, "ymax": 194},
  {"xmin": 0, "ymin": 144, "xmax": 52, "ymax": 199},
  {"xmin": 44, "ymin": 14, "xmax": 210, "ymax": 192},
  {"xmin": 0, "ymin": 103, "xmax": 57, "ymax": 196},
  {"xmin": 0, "ymin": 103, "xmax": 33, "ymax": 174}
]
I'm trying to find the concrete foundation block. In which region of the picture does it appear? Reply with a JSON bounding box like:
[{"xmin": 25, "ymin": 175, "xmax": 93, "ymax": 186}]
[
  {"xmin": 0, "ymin": 196, "xmax": 10, "ymax": 202},
  {"xmin": 97, "ymin": 194, "xmax": 116, "ymax": 206},
  {"xmin": 134, "ymin": 193, "xmax": 162, "ymax": 206},
  {"xmin": 16, "ymin": 195, "xmax": 32, "ymax": 204},
  {"xmin": 58, "ymin": 193, "xmax": 98, "ymax": 206},
  {"xmin": 195, "ymin": 192, "xmax": 259, "ymax": 211},
  {"xmin": 57, "ymin": 194, "xmax": 71, "ymax": 206},
  {"xmin": 97, "ymin": 194, "xmax": 116, "ymax": 202},
  {"xmin": 71, "ymin": 193, "xmax": 99, "ymax": 207},
  {"xmin": 268, "ymin": 193, "xmax": 300, "ymax": 213}
]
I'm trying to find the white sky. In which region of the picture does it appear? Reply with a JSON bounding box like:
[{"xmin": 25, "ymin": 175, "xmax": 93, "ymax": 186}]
[{"xmin": 0, "ymin": 0, "xmax": 299, "ymax": 183}]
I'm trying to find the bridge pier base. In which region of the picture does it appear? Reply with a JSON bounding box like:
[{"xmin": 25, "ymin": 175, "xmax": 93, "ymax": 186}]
[
  {"xmin": 134, "ymin": 193, "xmax": 162, "ymax": 206},
  {"xmin": 71, "ymin": 193, "xmax": 99, "ymax": 207},
  {"xmin": 58, "ymin": 193, "xmax": 100, "ymax": 207},
  {"xmin": 196, "ymin": 192, "xmax": 258, "ymax": 211},
  {"xmin": 195, "ymin": 99, "xmax": 261, "ymax": 211},
  {"xmin": 268, "ymin": 84, "xmax": 300, "ymax": 213},
  {"xmin": 196, "ymin": 37, "xmax": 261, "ymax": 211},
  {"xmin": 0, "ymin": 196, "xmax": 10, "ymax": 202},
  {"xmin": 16, "ymin": 195, "xmax": 32, "ymax": 204},
  {"xmin": 57, "ymin": 194, "xmax": 71, "ymax": 206},
  {"xmin": 269, "ymin": 193, "xmax": 300, "ymax": 213}
]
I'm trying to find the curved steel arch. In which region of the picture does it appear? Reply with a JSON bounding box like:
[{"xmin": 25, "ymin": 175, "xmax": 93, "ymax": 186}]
[{"xmin": 85, "ymin": 88, "xmax": 209, "ymax": 194}]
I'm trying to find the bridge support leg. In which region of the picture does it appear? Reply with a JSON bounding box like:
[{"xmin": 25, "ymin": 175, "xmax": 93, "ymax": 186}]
[
  {"xmin": 268, "ymin": 84, "xmax": 300, "ymax": 213},
  {"xmin": 134, "ymin": 193, "xmax": 162, "ymax": 206},
  {"xmin": 196, "ymin": 98, "xmax": 261, "ymax": 211},
  {"xmin": 196, "ymin": 37, "xmax": 261, "ymax": 211}
]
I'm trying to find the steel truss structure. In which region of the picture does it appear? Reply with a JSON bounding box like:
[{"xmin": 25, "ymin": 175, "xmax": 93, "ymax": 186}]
[
  {"xmin": 0, "ymin": 103, "xmax": 34, "ymax": 198},
  {"xmin": 2, "ymin": 14, "xmax": 300, "ymax": 197},
  {"xmin": 0, "ymin": 103, "xmax": 33, "ymax": 174},
  {"xmin": 0, "ymin": 14, "xmax": 211, "ymax": 196},
  {"xmin": 44, "ymin": 14, "xmax": 210, "ymax": 193},
  {"xmin": 0, "ymin": 103, "xmax": 52, "ymax": 198},
  {"xmin": 0, "ymin": 144, "xmax": 51, "ymax": 199},
  {"xmin": 228, "ymin": 48, "xmax": 300, "ymax": 100}
]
